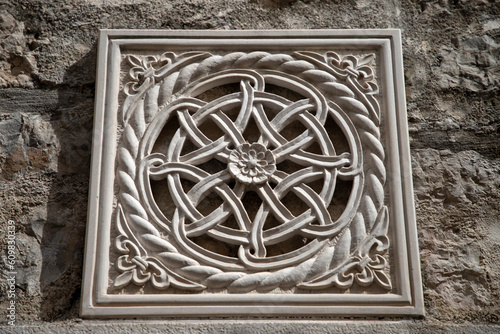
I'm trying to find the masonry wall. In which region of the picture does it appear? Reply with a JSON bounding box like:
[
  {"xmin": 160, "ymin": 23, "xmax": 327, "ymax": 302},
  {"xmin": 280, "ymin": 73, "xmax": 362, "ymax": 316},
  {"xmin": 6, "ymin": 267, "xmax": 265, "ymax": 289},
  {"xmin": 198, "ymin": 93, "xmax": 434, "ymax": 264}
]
[{"xmin": 0, "ymin": 0, "xmax": 499, "ymax": 332}]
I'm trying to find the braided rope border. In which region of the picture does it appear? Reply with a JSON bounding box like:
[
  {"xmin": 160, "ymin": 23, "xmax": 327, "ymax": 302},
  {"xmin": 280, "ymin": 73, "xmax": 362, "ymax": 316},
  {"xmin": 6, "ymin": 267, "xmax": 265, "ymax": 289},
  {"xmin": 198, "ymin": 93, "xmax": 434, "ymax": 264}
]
[{"xmin": 113, "ymin": 51, "xmax": 390, "ymax": 293}]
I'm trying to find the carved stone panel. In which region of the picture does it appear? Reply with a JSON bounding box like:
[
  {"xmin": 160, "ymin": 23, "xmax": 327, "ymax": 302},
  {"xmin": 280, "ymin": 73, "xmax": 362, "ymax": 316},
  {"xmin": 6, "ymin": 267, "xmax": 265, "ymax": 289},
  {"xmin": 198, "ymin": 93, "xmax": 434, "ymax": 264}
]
[{"xmin": 81, "ymin": 30, "xmax": 424, "ymax": 317}]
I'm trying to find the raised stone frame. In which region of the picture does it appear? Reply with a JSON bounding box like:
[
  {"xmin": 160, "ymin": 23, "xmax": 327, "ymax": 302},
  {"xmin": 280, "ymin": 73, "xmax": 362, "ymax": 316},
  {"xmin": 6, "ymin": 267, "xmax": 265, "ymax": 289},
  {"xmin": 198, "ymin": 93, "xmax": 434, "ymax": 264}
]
[{"xmin": 81, "ymin": 29, "xmax": 424, "ymax": 318}]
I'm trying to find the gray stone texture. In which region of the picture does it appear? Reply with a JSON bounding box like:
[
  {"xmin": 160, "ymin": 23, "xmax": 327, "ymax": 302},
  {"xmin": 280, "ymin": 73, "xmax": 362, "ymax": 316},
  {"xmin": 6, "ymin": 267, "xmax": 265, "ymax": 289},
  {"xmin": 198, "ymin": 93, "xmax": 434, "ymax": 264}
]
[{"xmin": 0, "ymin": 0, "xmax": 498, "ymax": 331}]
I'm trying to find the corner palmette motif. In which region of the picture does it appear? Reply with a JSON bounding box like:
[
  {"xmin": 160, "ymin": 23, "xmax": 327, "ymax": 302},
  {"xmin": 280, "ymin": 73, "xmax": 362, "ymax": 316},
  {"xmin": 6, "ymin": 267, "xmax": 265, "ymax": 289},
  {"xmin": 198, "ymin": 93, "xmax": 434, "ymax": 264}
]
[{"xmin": 113, "ymin": 51, "xmax": 391, "ymax": 293}]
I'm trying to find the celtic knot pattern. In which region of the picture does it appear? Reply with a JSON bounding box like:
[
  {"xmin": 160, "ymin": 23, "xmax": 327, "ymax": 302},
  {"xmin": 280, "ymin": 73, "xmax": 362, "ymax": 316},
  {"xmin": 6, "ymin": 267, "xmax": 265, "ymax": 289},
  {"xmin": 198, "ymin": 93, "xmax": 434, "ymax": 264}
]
[{"xmin": 113, "ymin": 51, "xmax": 391, "ymax": 293}]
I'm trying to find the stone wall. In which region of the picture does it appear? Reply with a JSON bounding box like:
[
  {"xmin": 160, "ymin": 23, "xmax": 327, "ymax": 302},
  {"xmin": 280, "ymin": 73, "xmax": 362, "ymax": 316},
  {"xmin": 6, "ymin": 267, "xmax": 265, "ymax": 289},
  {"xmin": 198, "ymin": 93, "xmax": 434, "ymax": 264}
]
[{"xmin": 0, "ymin": 0, "xmax": 499, "ymax": 331}]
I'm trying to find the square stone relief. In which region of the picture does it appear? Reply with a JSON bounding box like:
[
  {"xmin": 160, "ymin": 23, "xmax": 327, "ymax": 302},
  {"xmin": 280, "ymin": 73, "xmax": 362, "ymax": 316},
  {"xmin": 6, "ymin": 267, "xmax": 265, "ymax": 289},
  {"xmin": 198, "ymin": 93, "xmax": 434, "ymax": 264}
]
[{"xmin": 81, "ymin": 29, "xmax": 424, "ymax": 317}]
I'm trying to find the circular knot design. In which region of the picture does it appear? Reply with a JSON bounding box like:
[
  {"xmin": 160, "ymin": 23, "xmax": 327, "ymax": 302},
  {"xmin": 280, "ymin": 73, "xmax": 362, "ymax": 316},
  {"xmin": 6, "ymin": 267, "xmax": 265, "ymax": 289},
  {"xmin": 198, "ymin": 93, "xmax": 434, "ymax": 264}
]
[
  {"xmin": 114, "ymin": 51, "xmax": 391, "ymax": 292},
  {"xmin": 137, "ymin": 65, "xmax": 365, "ymax": 275},
  {"xmin": 228, "ymin": 143, "xmax": 276, "ymax": 185}
]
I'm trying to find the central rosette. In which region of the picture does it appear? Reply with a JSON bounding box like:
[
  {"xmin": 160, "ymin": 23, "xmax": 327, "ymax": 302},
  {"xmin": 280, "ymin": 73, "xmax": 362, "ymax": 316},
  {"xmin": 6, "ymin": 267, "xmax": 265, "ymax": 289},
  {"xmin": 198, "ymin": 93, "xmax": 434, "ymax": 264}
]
[{"xmin": 228, "ymin": 143, "xmax": 276, "ymax": 185}]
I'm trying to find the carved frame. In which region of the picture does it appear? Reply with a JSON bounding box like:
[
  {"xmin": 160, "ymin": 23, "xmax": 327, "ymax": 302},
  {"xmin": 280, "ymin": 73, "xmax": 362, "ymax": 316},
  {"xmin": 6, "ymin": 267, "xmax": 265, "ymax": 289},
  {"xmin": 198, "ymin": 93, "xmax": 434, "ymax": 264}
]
[{"xmin": 81, "ymin": 29, "xmax": 424, "ymax": 317}]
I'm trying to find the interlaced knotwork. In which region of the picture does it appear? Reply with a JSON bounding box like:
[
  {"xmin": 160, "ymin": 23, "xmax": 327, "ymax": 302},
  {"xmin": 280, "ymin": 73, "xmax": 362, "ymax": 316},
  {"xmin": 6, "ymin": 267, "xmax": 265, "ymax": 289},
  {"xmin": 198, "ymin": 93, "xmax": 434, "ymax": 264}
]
[{"xmin": 113, "ymin": 51, "xmax": 391, "ymax": 292}]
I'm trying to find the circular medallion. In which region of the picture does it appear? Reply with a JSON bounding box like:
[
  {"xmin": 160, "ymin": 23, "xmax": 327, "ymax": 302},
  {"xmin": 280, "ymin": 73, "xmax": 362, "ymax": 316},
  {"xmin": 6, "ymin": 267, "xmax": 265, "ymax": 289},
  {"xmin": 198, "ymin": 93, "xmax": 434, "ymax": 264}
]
[{"xmin": 140, "ymin": 69, "xmax": 362, "ymax": 271}]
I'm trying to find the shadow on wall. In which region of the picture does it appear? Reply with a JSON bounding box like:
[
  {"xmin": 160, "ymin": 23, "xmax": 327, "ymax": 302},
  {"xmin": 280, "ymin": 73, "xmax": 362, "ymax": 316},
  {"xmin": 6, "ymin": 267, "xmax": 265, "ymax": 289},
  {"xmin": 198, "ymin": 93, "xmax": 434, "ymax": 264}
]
[{"xmin": 39, "ymin": 45, "xmax": 97, "ymax": 320}]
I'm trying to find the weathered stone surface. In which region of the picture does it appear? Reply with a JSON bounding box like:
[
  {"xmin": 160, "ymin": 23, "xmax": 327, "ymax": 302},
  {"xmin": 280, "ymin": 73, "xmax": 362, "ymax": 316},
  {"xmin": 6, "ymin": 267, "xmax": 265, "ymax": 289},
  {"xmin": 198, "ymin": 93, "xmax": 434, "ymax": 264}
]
[
  {"xmin": 0, "ymin": 0, "xmax": 498, "ymax": 329},
  {"xmin": 413, "ymin": 149, "xmax": 500, "ymax": 321},
  {"xmin": 0, "ymin": 10, "xmax": 37, "ymax": 88},
  {"xmin": 2, "ymin": 320, "xmax": 500, "ymax": 334}
]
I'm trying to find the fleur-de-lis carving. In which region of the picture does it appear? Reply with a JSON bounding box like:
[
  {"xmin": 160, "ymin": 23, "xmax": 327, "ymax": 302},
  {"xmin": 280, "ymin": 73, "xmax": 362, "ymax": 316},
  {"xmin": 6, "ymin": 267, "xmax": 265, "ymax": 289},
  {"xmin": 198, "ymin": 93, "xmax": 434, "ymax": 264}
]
[
  {"xmin": 124, "ymin": 53, "xmax": 173, "ymax": 95},
  {"xmin": 114, "ymin": 239, "xmax": 170, "ymax": 290},
  {"xmin": 327, "ymin": 52, "xmax": 375, "ymax": 80}
]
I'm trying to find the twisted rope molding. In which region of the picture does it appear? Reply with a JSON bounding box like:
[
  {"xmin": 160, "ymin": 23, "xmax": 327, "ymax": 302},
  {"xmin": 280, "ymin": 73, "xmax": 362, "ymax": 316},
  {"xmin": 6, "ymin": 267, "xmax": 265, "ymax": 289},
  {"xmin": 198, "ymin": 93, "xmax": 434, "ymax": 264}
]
[{"xmin": 113, "ymin": 51, "xmax": 390, "ymax": 293}]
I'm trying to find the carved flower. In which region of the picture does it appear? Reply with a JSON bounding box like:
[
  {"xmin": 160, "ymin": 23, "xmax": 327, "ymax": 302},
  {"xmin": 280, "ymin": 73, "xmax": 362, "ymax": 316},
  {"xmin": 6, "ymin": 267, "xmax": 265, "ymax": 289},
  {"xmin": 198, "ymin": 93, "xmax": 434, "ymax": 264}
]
[{"xmin": 228, "ymin": 143, "xmax": 276, "ymax": 185}]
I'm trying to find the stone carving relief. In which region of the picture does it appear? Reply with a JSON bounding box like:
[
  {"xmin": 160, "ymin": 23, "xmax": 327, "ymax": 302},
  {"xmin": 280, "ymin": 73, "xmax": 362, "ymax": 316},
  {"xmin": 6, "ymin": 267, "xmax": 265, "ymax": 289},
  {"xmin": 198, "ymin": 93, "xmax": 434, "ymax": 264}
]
[
  {"xmin": 114, "ymin": 50, "xmax": 390, "ymax": 292},
  {"xmin": 81, "ymin": 30, "xmax": 423, "ymax": 317}
]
